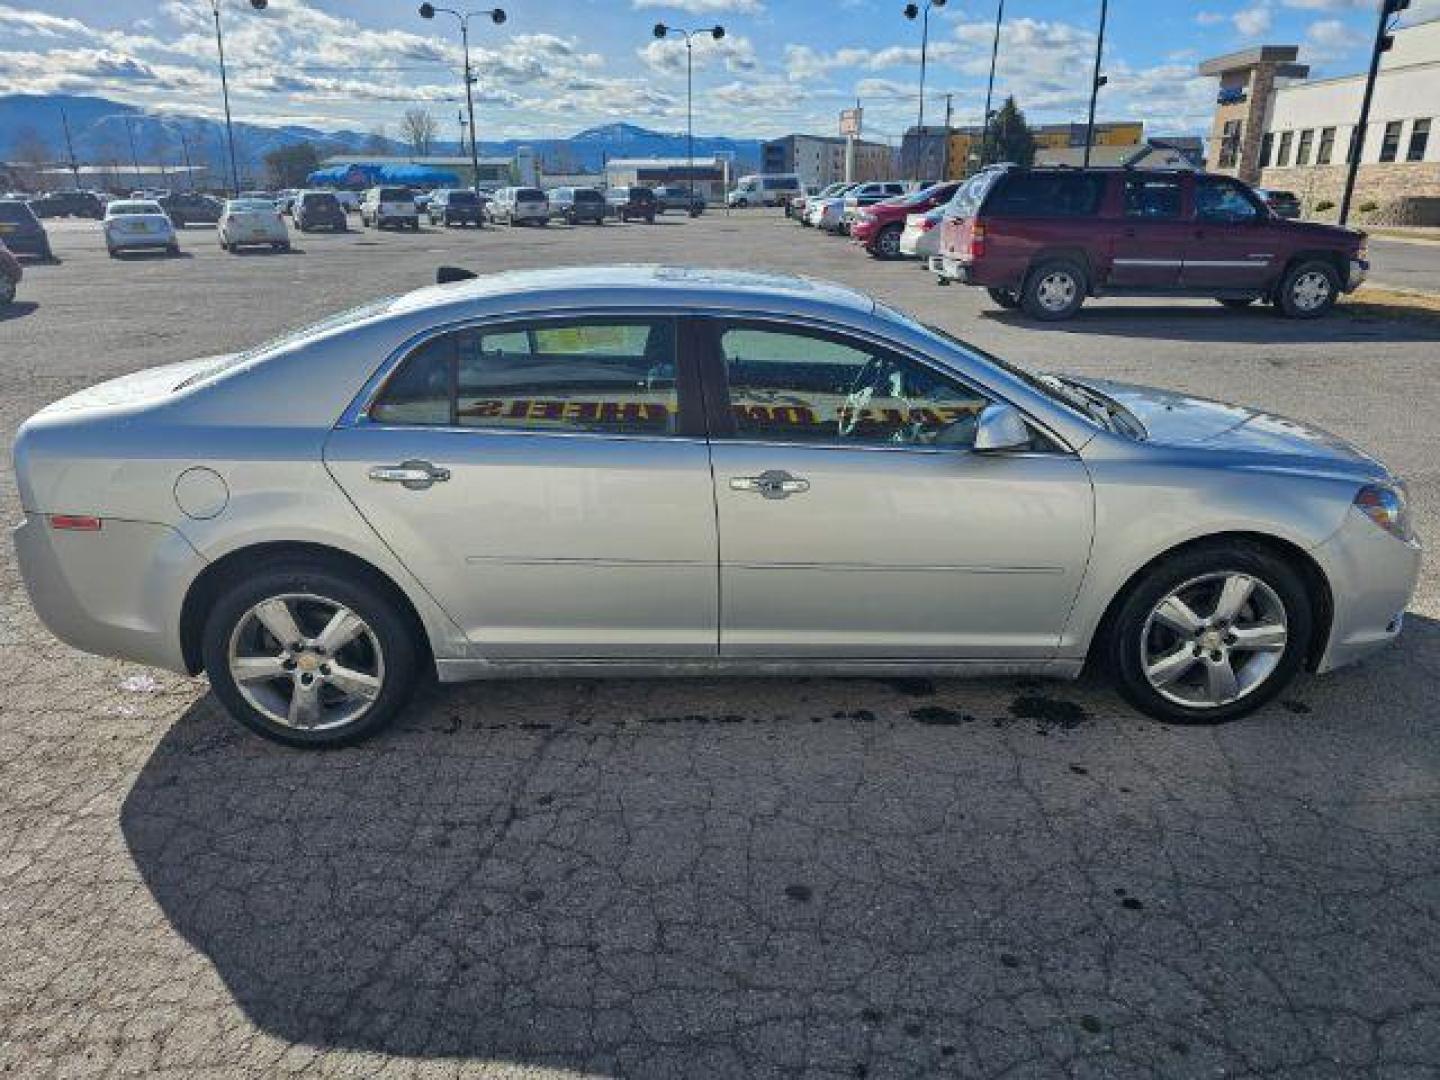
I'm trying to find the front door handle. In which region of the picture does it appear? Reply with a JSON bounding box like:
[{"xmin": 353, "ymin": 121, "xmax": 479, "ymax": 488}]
[
  {"xmin": 368, "ymin": 460, "xmax": 451, "ymax": 490},
  {"xmin": 730, "ymin": 470, "xmax": 811, "ymax": 500}
]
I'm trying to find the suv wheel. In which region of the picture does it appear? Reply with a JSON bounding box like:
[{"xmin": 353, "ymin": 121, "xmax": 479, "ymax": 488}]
[
  {"xmin": 1277, "ymin": 260, "xmax": 1340, "ymax": 319},
  {"xmin": 1021, "ymin": 259, "xmax": 1087, "ymax": 320},
  {"xmin": 1105, "ymin": 541, "xmax": 1311, "ymax": 725},
  {"xmin": 870, "ymin": 223, "xmax": 903, "ymax": 260},
  {"xmin": 986, "ymin": 287, "xmax": 1021, "ymax": 310},
  {"xmin": 202, "ymin": 561, "xmax": 421, "ymax": 748}
]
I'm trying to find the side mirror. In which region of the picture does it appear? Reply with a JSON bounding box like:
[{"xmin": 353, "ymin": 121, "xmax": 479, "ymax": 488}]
[{"xmin": 972, "ymin": 402, "xmax": 1030, "ymax": 453}]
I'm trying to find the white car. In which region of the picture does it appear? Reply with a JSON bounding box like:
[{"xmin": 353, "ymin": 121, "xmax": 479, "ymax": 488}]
[
  {"xmin": 332, "ymin": 190, "xmax": 360, "ymax": 213},
  {"xmin": 812, "ymin": 196, "xmax": 851, "ymax": 233},
  {"xmin": 360, "ymin": 186, "xmax": 420, "ymax": 230},
  {"xmin": 899, "ymin": 207, "xmax": 945, "ymax": 259},
  {"xmin": 102, "ymin": 200, "xmax": 179, "ymax": 258},
  {"xmin": 487, "ymin": 186, "xmax": 550, "ymax": 226},
  {"xmin": 218, "ymin": 199, "xmax": 291, "ymax": 253}
]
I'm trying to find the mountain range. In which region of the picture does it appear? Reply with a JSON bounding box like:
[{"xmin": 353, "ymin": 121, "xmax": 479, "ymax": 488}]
[{"xmin": 0, "ymin": 94, "xmax": 764, "ymax": 178}]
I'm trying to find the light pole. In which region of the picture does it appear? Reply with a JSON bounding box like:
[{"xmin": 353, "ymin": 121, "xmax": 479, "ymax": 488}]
[
  {"xmin": 980, "ymin": 0, "xmax": 1005, "ymax": 168},
  {"xmin": 1338, "ymin": 0, "xmax": 1410, "ymax": 225},
  {"xmin": 903, "ymin": 0, "xmax": 947, "ymax": 181},
  {"xmin": 420, "ymin": 3, "xmax": 508, "ymax": 195},
  {"xmin": 1082, "ymin": 0, "xmax": 1109, "ymax": 168},
  {"xmin": 652, "ymin": 22, "xmax": 725, "ymax": 213},
  {"xmin": 209, "ymin": 1, "xmax": 268, "ymax": 197}
]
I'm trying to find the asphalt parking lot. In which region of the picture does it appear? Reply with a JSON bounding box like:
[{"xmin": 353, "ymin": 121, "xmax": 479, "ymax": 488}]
[{"xmin": 3, "ymin": 211, "xmax": 1439, "ymax": 1079}]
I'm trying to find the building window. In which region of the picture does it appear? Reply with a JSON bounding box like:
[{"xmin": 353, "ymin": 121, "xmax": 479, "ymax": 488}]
[
  {"xmin": 1296, "ymin": 129, "xmax": 1314, "ymax": 166},
  {"xmin": 1407, "ymin": 119, "xmax": 1430, "ymax": 162},
  {"xmin": 1379, "ymin": 121, "xmax": 1403, "ymax": 163},
  {"xmin": 1259, "ymin": 132, "xmax": 1274, "ymax": 168},
  {"xmin": 1276, "ymin": 131, "xmax": 1293, "ymax": 168},
  {"xmin": 1218, "ymin": 119, "xmax": 1243, "ymax": 169},
  {"xmin": 1317, "ymin": 127, "xmax": 1336, "ymax": 166}
]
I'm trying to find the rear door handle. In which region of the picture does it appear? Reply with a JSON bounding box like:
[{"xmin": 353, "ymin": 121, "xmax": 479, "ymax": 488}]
[
  {"xmin": 368, "ymin": 460, "xmax": 451, "ymax": 490},
  {"xmin": 730, "ymin": 470, "xmax": 810, "ymax": 500}
]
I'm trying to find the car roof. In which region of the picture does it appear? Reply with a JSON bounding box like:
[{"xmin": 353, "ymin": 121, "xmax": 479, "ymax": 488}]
[{"xmin": 390, "ymin": 264, "xmax": 877, "ymax": 320}]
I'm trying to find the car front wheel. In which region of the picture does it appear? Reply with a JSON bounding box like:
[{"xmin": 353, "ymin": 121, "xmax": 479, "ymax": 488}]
[
  {"xmin": 1277, "ymin": 260, "xmax": 1340, "ymax": 319},
  {"xmin": 1106, "ymin": 541, "xmax": 1312, "ymax": 725},
  {"xmin": 1021, "ymin": 259, "xmax": 1087, "ymax": 320},
  {"xmin": 870, "ymin": 223, "xmax": 904, "ymax": 259},
  {"xmin": 202, "ymin": 561, "xmax": 421, "ymax": 748}
]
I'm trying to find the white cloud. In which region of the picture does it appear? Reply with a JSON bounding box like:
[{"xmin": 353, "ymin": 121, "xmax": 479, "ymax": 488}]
[
  {"xmin": 0, "ymin": 5, "xmax": 89, "ymax": 38},
  {"xmin": 632, "ymin": 0, "xmax": 765, "ymax": 13},
  {"xmin": 1281, "ymin": 0, "xmax": 1368, "ymax": 9},
  {"xmin": 1195, "ymin": 12, "xmax": 1227, "ymax": 25},
  {"xmin": 638, "ymin": 32, "xmax": 757, "ymax": 75},
  {"xmin": 1233, "ymin": 6, "xmax": 1273, "ymax": 36}
]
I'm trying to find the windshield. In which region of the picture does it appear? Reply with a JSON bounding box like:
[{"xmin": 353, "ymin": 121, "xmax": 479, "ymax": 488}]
[
  {"xmin": 175, "ymin": 296, "xmax": 400, "ymax": 391},
  {"xmin": 896, "ymin": 182, "xmax": 952, "ymax": 206}
]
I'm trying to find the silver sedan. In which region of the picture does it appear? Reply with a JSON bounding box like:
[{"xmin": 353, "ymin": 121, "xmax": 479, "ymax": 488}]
[{"xmin": 12, "ymin": 266, "xmax": 1421, "ymax": 747}]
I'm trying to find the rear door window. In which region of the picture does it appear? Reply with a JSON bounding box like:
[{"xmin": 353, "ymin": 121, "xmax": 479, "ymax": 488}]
[
  {"xmin": 1123, "ymin": 176, "xmax": 1182, "ymax": 219},
  {"xmin": 1194, "ymin": 176, "xmax": 1261, "ymax": 224},
  {"xmin": 983, "ymin": 172, "xmax": 1105, "ymax": 218}
]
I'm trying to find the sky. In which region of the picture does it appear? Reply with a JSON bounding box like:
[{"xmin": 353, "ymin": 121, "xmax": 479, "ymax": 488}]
[{"xmin": 2, "ymin": 0, "xmax": 1438, "ymax": 145}]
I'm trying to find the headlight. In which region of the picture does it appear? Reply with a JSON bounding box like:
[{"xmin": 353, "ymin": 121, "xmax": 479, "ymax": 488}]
[{"xmin": 1354, "ymin": 482, "xmax": 1413, "ymax": 542}]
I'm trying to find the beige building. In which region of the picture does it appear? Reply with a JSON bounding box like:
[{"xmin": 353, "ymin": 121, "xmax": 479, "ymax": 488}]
[{"xmin": 1199, "ymin": 19, "xmax": 1440, "ymax": 221}]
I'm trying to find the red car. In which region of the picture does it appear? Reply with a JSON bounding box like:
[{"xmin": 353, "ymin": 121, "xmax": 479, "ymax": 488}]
[
  {"xmin": 0, "ymin": 237, "xmax": 21, "ymax": 306},
  {"xmin": 850, "ymin": 181, "xmax": 961, "ymax": 259},
  {"xmin": 931, "ymin": 166, "xmax": 1367, "ymax": 320}
]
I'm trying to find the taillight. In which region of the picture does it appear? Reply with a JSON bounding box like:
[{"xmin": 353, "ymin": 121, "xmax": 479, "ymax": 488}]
[
  {"xmin": 968, "ymin": 222, "xmax": 987, "ymax": 259},
  {"xmin": 49, "ymin": 514, "xmax": 102, "ymax": 531},
  {"xmin": 919, "ymin": 217, "xmax": 936, "ymax": 232}
]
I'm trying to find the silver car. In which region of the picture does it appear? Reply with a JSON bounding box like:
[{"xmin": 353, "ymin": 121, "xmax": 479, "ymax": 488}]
[{"xmin": 12, "ymin": 266, "xmax": 1420, "ymax": 747}]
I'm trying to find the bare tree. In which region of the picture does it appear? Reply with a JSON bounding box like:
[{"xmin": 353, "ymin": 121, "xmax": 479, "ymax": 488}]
[{"xmin": 399, "ymin": 108, "xmax": 438, "ymax": 157}]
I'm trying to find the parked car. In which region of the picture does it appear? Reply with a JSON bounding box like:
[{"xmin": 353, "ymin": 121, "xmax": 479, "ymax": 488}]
[
  {"xmin": 157, "ymin": 191, "xmax": 222, "ymax": 227},
  {"xmin": 487, "ymin": 186, "xmax": 550, "ymax": 226},
  {"xmin": 899, "ymin": 206, "xmax": 946, "ymax": 260},
  {"xmin": 0, "ymin": 199, "xmax": 54, "ymax": 259},
  {"xmin": 0, "ymin": 237, "xmax": 21, "ymax": 306},
  {"xmin": 838, "ymin": 182, "xmax": 910, "ymax": 233},
  {"xmin": 427, "ymin": 188, "xmax": 485, "ymax": 228},
  {"xmin": 360, "ymin": 186, "xmax": 420, "ymax": 230},
  {"xmin": 332, "ymin": 190, "xmax": 361, "ymax": 213},
  {"xmin": 11, "ymin": 264, "xmax": 1418, "ymax": 747},
  {"xmin": 931, "ymin": 167, "xmax": 1368, "ymax": 320},
  {"xmin": 414, "ymin": 190, "xmax": 435, "ymax": 213},
  {"xmin": 293, "ymin": 190, "xmax": 348, "ymax": 232},
  {"xmin": 812, "ymin": 191, "xmax": 858, "ymax": 233},
  {"xmin": 28, "ymin": 190, "xmax": 104, "ymax": 219},
  {"xmin": 784, "ymin": 185, "xmax": 820, "ymax": 219},
  {"xmin": 275, "ymin": 189, "xmax": 301, "ymax": 215},
  {"xmin": 548, "ymin": 186, "xmax": 606, "ymax": 225},
  {"xmin": 727, "ymin": 173, "xmax": 801, "ymax": 208},
  {"xmin": 798, "ymin": 182, "xmax": 856, "ymax": 227},
  {"xmin": 603, "ymin": 186, "xmax": 657, "ymax": 223},
  {"xmin": 1256, "ymin": 188, "xmax": 1302, "ymax": 220},
  {"xmin": 218, "ymin": 198, "xmax": 290, "ymax": 252},
  {"xmin": 652, "ymin": 184, "xmax": 705, "ymax": 215},
  {"xmin": 851, "ymin": 181, "xmax": 960, "ymax": 259},
  {"xmin": 103, "ymin": 200, "xmax": 179, "ymax": 257}
]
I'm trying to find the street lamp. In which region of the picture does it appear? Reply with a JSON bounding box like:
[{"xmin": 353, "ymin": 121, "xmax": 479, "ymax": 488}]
[
  {"xmin": 420, "ymin": 3, "xmax": 508, "ymax": 196},
  {"xmin": 1081, "ymin": 0, "xmax": 1109, "ymax": 168},
  {"xmin": 652, "ymin": 22, "xmax": 725, "ymax": 215},
  {"xmin": 902, "ymin": 0, "xmax": 946, "ymax": 181},
  {"xmin": 210, "ymin": 0, "xmax": 268, "ymax": 197},
  {"xmin": 979, "ymin": 0, "xmax": 1005, "ymax": 168}
]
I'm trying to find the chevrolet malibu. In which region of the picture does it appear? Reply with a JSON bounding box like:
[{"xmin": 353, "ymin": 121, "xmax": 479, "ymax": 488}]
[{"xmin": 12, "ymin": 266, "xmax": 1419, "ymax": 747}]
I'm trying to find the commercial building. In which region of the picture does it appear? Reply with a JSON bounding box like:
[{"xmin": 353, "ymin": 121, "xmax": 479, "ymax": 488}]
[
  {"xmin": 941, "ymin": 120, "xmax": 1147, "ymax": 179},
  {"xmin": 761, "ymin": 134, "xmax": 893, "ymax": 187},
  {"xmin": 603, "ymin": 157, "xmax": 730, "ymax": 202},
  {"xmin": 1199, "ymin": 19, "xmax": 1440, "ymax": 220}
]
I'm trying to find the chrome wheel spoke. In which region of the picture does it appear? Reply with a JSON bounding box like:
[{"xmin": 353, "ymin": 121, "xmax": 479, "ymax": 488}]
[
  {"xmin": 1146, "ymin": 646, "xmax": 1198, "ymax": 688},
  {"xmin": 232, "ymin": 654, "xmax": 288, "ymax": 683},
  {"xmin": 1229, "ymin": 621, "xmax": 1287, "ymax": 652},
  {"xmin": 288, "ymin": 677, "xmax": 322, "ymax": 728},
  {"xmin": 1153, "ymin": 595, "xmax": 1204, "ymax": 636},
  {"xmin": 1211, "ymin": 574, "xmax": 1255, "ymax": 624},
  {"xmin": 316, "ymin": 607, "xmax": 366, "ymax": 654},
  {"xmin": 1204, "ymin": 657, "xmax": 1240, "ymax": 703},
  {"xmin": 254, "ymin": 598, "xmax": 303, "ymax": 648},
  {"xmin": 326, "ymin": 663, "xmax": 380, "ymax": 700}
]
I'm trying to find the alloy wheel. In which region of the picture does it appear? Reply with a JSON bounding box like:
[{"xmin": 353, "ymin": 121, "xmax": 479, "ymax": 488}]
[
  {"xmin": 1291, "ymin": 271, "xmax": 1332, "ymax": 312},
  {"xmin": 227, "ymin": 593, "xmax": 385, "ymax": 732},
  {"xmin": 1036, "ymin": 271, "xmax": 1077, "ymax": 312},
  {"xmin": 1140, "ymin": 572, "xmax": 1288, "ymax": 708},
  {"xmin": 876, "ymin": 227, "xmax": 901, "ymax": 257}
]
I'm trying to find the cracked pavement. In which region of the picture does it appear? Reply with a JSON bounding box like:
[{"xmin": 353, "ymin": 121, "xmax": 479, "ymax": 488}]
[{"xmin": 2, "ymin": 214, "xmax": 1438, "ymax": 1078}]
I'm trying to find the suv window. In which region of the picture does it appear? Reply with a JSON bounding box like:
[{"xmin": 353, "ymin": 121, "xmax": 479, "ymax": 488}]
[
  {"xmin": 371, "ymin": 318, "xmax": 679, "ymax": 436},
  {"xmin": 717, "ymin": 324, "xmax": 989, "ymax": 448},
  {"xmin": 516, "ymin": 188, "xmax": 546, "ymax": 202},
  {"xmin": 574, "ymin": 188, "xmax": 603, "ymax": 202},
  {"xmin": 302, "ymin": 193, "xmax": 339, "ymax": 209},
  {"xmin": 1123, "ymin": 176, "xmax": 1182, "ymax": 219},
  {"xmin": 1194, "ymin": 176, "xmax": 1260, "ymax": 224},
  {"xmin": 984, "ymin": 172, "xmax": 1105, "ymax": 218},
  {"xmin": 378, "ymin": 187, "xmax": 410, "ymax": 202}
]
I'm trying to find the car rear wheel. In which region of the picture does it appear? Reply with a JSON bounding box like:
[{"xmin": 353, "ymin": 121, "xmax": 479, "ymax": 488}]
[
  {"xmin": 870, "ymin": 223, "xmax": 904, "ymax": 259},
  {"xmin": 1106, "ymin": 542, "xmax": 1312, "ymax": 725},
  {"xmin": 203, "ymin": 561, "xmax": 421, "ymax": 748},
  {"xmin": 986, "ymin": 287, "xmax": 1022, "ymax": 310},
  {"xmin": 1021, "ymin": 259, "xmax": 1087, "ymax": 320},
  {"xmin": 1277, "ymin": 260, "xmax": 1340, "ymax": 319}
]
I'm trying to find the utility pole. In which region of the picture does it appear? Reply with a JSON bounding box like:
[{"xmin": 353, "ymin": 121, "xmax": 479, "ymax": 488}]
[
  {"xmin": 980, "ymin": 0, "xmax": 1005, "ymax": 167},
  {"xmin": 176, "ymin": 127, "xmax": 194, "ymax": 190},
  {"xmin": 1082, "ymin": 0, "xmax": 1109, "ymax": 168},
  {"xmin": 125, "ymin": 118, "xmax": 141, "ymax": 190},
  {"xmin": 1339, "ymin": 0, "xmax": 1409, "ymax": 225},
  {"xmin": 60, "ymin": 108, "xmax": 81, "ymax": 190},
  {"xmin": 941, "ymin": 93, "xmax": 953, "ymax": 180}
]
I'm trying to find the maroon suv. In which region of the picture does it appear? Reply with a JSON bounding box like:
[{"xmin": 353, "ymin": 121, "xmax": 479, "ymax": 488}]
[
  {"xmin": 931, "ymin": 167, "xmax": 1368, "ymax": 320},
  {"xmin": 850, "ymin": 180, "xmax": 960, "ymax": 259}
]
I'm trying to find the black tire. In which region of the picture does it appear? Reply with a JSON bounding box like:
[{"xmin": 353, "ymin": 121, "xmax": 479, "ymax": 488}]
[
  {"xmin": 869, "ymin": 223, "xmax": 904, "ymax": 260},
  {"xmin": 1276, "ymin": 259, "xmax": 1340, "ymax": 319},
  {"xmin": 166, "ymin": 243, "xmax": 180, "ymax": 257},
  {"xmin": 1218, "ymin": 297, "xmax": 1257, "ymax": 309},
  {"xmin": 1105, "ymin": 541, "xmax": 1313, "ymax": 726},
  {"xmin": 986, "ymin": 287, "xmax": 1022, "ymax": 310},
  {"xmin": 202, "ymin": 560, "xmax": 421, "ymax": 748},
  {"xmin": 1020, "ymin": 259, "xmax": 1087, "ymax": 320},
  {"xmin": 0, "ymin": 276, "xmax": 16, "ymax": 305}
]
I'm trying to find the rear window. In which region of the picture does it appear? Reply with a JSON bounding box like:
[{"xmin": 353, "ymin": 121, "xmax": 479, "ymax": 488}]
[
  {"xmin": 446, "ymin": 191, "xmax": 478, "ymax": 204},
  {"xmin": 516, "ymin": 188, "xmax": 546, "ymax": 202},
  {"xmin": 0, "ymin": 201, "xmax": 36, "ymax": 223},
  {"xmin": 302, "ymin": 193, "xmax": 340, "ymax": 209},
  {"xmin": 378, "ymin": 188, "xmax": 410, "ymax": 201},
  {"xmin": 983, "ymin": 172, "xmax": 1106, "ymax": 218},
  {"xmin": 945, "ymin": 171, "xmax": 1001, "ymax": 219},
  {"xmin": 108, "ymin": 201, "xmax": 163, "ymax": 216},
  {"xmin": 630, "ymin": 187, "xmax": 655, "ymax": 201},
  {"xmin": 226, "ymin": 200, "xmax": 274, "ymax": 213},
  {"xmin": 574, "ymin": 188, "xmax": 603, "ymax": 202}
]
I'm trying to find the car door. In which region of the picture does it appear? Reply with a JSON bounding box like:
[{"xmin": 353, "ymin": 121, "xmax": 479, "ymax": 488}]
[
  {"xmin": 698, "ymin": 318, "xmax": 1094, "ymax": 660},
  {"xmin": 325, "ymin": 315, "xmax": 720, "ymax": 658},
  {"xmin": 1181, "ymin": 174, "xmax": 1279, "ymax": 291},
  {"xmin": 1106, "ymin": 173, "xmax": 1188, "ymax": 289}
]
